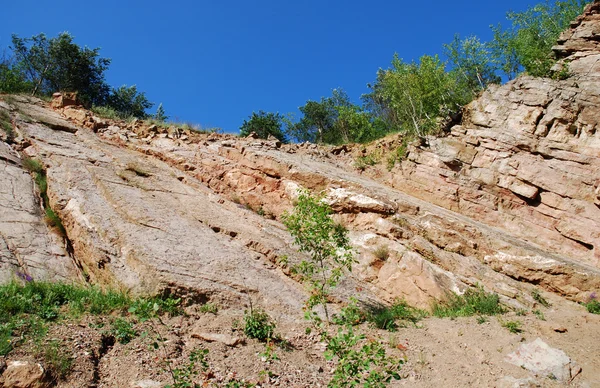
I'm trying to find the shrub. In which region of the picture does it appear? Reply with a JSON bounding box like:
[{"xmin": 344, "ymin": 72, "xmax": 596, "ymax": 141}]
[
  {"xmin": 282, "ymin": 189, "xmax": 355, "ymax": 323},
  {"xmin": 324, "ymin": 325, "xmax": 403, "ymax": 387},
  {"xmin": 432, "ymin": 286, "xmax": 505, "ymax": 318},
  {"xmin": 109, "ymin": 318, "xmax": 137, "ymax": 344},
  {"xmin": 585, "ymin": 293, "xmax": 600, "ymax": 314},
  {"xmin": 243, "ymin": 309, "xmax": 276, "ymax": 342}
]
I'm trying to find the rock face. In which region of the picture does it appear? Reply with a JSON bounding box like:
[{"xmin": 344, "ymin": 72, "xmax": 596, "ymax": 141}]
[
  {"xmin": 0, "ymin": 4, "xmax": 599, "ymax": 315},
  {"xmin": 391, "ymin": 2, "xmax": 600, "ymax": 273}
]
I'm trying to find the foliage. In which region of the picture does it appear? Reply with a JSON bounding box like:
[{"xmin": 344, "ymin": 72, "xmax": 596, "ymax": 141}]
[
  {"xmin": 0, "ymin": 53, "xmax": 30, "ymax": 93},
  {"xmin": 500, "ymin": 319, "xmax": 523, "ymax": 334},
  {"xmin": 165, "ymin": 348, "xmax": 209, "ymax": 388},
  {"xmin": 364, "ymin": 54, "xmax": 470, "ymax": 138},
  {"xmin": 282, "ymin": 189, "xmax": 355, "ymax": 322},
  {"xmin": 239, "ymin": 110, "xmax": 286, "ymax": 142},
  {"xmin": 531, "ymin": 289, "xmax": 550, "ymax": 308},
  {"xmin": 199, "ymin": 303, "xmax": 218, "ymax": 314},
  {"xmin": 373, "ymin": 245, "xmax": 390, "ymax": 261},
  {"xmin": 106, "ymin": 85, "xmax": 153, "ymax": 119},
  {"xmin": 109, "ymin": 318, "xmax": 137, "ymax": 344},
  {"xmin": 585, "ymin": 292, "xmax": 600, "ymax": 314},
  {"xmin": 243, "ymin": 309, "xmax": 276, "ymax": 342},
  {"xmin": 432, "ymin": 286, "xmax": 505, "ymax": 318},
  {"xmin": 154, "ymin": 102, "xmax": 168, "ymax": 122},
  {"xmin": 533, "ymin": 309, "xmax": 546, "ymax": 320},
  {"xmin": 367, "ymin": 300, "xmax": 427, "ymax": 331},
  {"xmin": 324, "ymin": 324, "xmax": 403, "ymax": 387},
  {"xmin": 288, "ymin": 89, "xmax": 386, "ymax": 144},
  {"xmin": 10, "ymin": 32, "xmax": 111, "ymax": 105},
  {"xmin": 0, "ymin": 109, "xmax": 15, "ymax": 143},
  {"xmin": 0, "ymin": 281, "xmax": 181, "ymax": 359},
  {"xmin": 489, "ymin": 0, "xmax": 590, "ymax": 78},
  {"xmin": 37, "ymin": 339, "xmax": 73, "ymax": 380},
  {"xmin": 332, "ymin": 298, "xmax": 367, "ymax": 326},
  {"xmin": 444, "ymin": 34, "xmax": 501, "ymax": 94},
  {"xmin": 354, "ymin": 153, "xmax": 379, "ymax": 171}
]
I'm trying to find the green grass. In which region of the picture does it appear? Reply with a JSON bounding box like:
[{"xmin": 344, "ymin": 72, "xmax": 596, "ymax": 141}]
[
  {"xmin": 199, "ymin": 303, "xmax": 218, "ymax": 314},
  {"xmin": 36, "ymin": 339, "xmax": 73, "ymax": 380},
  {"xmin": 500, "ymin": 319, "xmax": 523, "ymax": 334},
  {"xmin": 432, "ymin": 286, "xmax": 505, "ymax": 318},
  {"xmin": 366, "ymin": 300, "xmax": 427, "ymax": 331},
  {"xmin": 531, "ymin": 289, "xmax": 550, "ymax": 308},
  {"xmin": 0, "ymin": 109, "xmax": 14, "ymax": 142},
  {"xmin": 0, "ymin": 281, "xmax": 181, "ymax": 358}
]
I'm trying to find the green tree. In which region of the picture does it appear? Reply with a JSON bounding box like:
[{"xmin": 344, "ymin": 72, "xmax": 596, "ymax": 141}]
[
  {"xmin": 10, "ymin": 32, "xmax": 111, "ymax": 105},
  {"xmin": 154, "ymin": 103, "xmax": 168, "ymax": 122},
  {"xmin": 0, "ymin": 53, "xmax": 30, "ymax": 93},
  {"xmin": 282, "ymin": 190, "xmax": 355, "ymax": 322},
  {"xmin": 105, "ymin": 85, "xmax": 153, "ymax": 119},
  {"xmin": 364, "ymin": 54, "xmax": 469, "ymax": 138},
  {"xmin": 490, "ymin": 0, "xmax": 590, "ymax": 78},
  {"xmin": 444, "ymin": 34, "xmax": 500, "ymax": 94},
  {"xmin": 239, "ymin": 110, "xmax": 286, "ymax": 141},
  {"xmin": 289, "ymin": 89, "xmax": 385, "ymax": 144}
]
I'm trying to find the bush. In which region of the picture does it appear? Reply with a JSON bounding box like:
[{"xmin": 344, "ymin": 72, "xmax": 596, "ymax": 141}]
[
  {"xmin": 243, "ymin": 309, "xmax": 276, "ymax": 342},
  {"xmin": 432, "ymin": 286, "xmax": 505, "ymax": 318}
]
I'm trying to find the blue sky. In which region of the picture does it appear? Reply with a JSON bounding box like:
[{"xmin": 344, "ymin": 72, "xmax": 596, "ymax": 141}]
[{"xmin": 1, "ymin": 1, "xmax": 540, "ymax": 133}]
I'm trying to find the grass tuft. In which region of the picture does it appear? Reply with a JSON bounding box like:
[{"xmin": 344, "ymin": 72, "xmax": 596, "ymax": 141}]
[{"xmin": 432, "ymin": 286, "xmax": 505, "ymax": 318}]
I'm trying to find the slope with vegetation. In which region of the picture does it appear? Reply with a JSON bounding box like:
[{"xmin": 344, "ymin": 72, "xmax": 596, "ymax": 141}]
[{"xmin": 0, "ymin": 1, "xmax": 599, "ymax": 387}]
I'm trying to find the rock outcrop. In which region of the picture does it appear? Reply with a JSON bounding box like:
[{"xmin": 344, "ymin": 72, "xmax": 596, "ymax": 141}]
[
  {"xmin": 0, "ymin": 3, "xmax": 599, "ymax": 316},
  {"xmin": 389, "ymin": 2, "xmax": 600, "ymax": 285}
]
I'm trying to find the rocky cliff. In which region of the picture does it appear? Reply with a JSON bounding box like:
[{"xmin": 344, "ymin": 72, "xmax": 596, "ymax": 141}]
[
  {"xmin": 1, "ymin": 3, "xmax": 600, "ymax": 387},
  {"xmin": 1, "ymin": 3, "xmax": 600, "ymax": 313}
]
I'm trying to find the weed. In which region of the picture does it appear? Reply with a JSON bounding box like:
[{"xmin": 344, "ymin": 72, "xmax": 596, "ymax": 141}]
[
  {"xmin": 260, "ymin": 341, "xmax": 279, "ymax": 362},
  {"xmin": 37, "ymin": 339, "xmax": 73, "ymax": 380},
  {"xmin": 109, "ymin": 318, "xmax": 137, "ymax": 344},
  {"xmin": 367, "ymin": 300, "xmax": 427, "ymax": 331},
  {"xmin": 476, "ymin": 316, "xmax": 488, "ymax": 324},
  {"xmin": 354, "ymin": 154, "xmax": 378, "ymax": 171},
  {"xmin": 432, "ymin": 286, "xmax": 505, "ymax": 318},
  {"xmin": 199, "ymin": 303, "xmax": 218, "ymax": 314},
  {"xmin": 515, "ymin": 309, "xmax": 527, "ymax": 317},
  {"xmin": 500, "ymin": 319, "xmax": 523, "ymax": 334},
  {"xmin": 586, "ymin": 299, "xmax": 600, "ymax": 314},
  {"xmin": 332, "ymin": 298, "xmax": 366, "ymax": 326},
  {"xmin": 533, "ymin": 309, "xmax": 546, "ymax": 321},
  {"xmin": 373, "ymin": 245, "xmax": 390, "ymax": 261},
  {"xmin": 256, "ymin": 206, "xmax": 265, "ymax": 217},
  {"xmin": 531, "ymin": 289, "xmax": 550, "ymax": 308},
  {"xmin": 243, "ymin": 309, "xmax": 276, "ymax": 342},
  {"xmin": 165, "ymin": 348, "xmax": 209, "ymax": 388},
  {"xmin": 0, "ymin": 109, "xmax": 14, "ymax": 143},
  {"xmin": 324, "ymin": 325, "xmax": 403, "ymax": 387},
  {"xmin": 127, "ymin": 296, "xmax": 182, "ymax": 320},
  {"xmin": 45, "ymin": 207, "xmax": 66, "ymax": 236}
]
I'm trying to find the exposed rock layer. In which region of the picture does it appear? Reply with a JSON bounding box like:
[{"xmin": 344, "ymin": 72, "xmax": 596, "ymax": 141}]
[{"xmin": 0, "ymin": 3, "xmax": 599, "ymax": 313}]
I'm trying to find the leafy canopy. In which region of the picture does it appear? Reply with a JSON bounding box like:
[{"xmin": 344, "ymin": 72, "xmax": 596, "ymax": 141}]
[
  {"xmin": 239, "ymin": 110, "xmax": 287, "ymax": 141},
  {"xmin": 10, "ymin": 32, "xmax": 111, "ymax": 105}
]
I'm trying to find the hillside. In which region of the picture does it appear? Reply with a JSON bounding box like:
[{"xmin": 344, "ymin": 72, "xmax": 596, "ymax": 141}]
[{"xmin": 0, "ymin": 2, "xmax": 600, "ymax": 387}]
